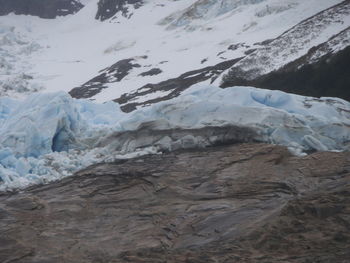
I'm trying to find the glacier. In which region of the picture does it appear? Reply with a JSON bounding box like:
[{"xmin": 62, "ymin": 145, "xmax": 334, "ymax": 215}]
[
  {"xmin": 0, "ymin": 85, "xmax": 349, "ymax": 191},
  {"xmin": 0, "ymin": 20, "xmax": 42, "ymax": 98}
]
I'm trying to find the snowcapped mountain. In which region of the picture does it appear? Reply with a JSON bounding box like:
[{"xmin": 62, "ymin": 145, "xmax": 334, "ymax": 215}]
[
  {"xmin": 0, "ymin": 0, "xmax": 350, "ymax": 190},
  {"xmin": 1, "ymin": 2, "xmax": 350, "ymax": 261},
  {"xmin": 1, "ymin": 0, "xmax": 349, "ymax": 105}
]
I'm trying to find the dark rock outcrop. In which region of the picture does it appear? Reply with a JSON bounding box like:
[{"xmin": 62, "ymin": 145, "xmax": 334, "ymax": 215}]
[
  {"xmin": 69, "ymin": 57, "xmax": 241, "ymax": 111},
  {"xmin": 1, "ymin": 143, "xmax": 349, "ymax": 262},
  {"xmin": 0, "ymin": 0, "xmax": 83, "ymax": 19},
  {"xmin": 115, "ymin": 58, "xmax": 241, "ymax": 112},
  {"xmin": 96, "ymin": 0, "xmax": 143, "ymax": 21},
  {"xmin": 69, "ymin": 58, "xmax": 141, "ymax": 99},
  {"xmin": 222, "ymin": 43, "xmax": 350, "ymax": 102},
  {"xmin": 139, "ymin": 68, "xmax": 162, "ymax": 77}
]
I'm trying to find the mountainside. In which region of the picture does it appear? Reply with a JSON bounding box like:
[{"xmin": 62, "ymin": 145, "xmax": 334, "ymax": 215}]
[
  {"xmin": 1, "ymin": 1, "xmax": 350, "ymax": 261},
  {"xmin": 96, "ymin": 0, "xmax": 143, "ymax": 21},
  {"xmin": 221, "ymin": 1, "xmax": 350, "ymax": 101},
  {"xmin": 1, "ymin": 0, "xmax": 349, "ymax": 106}
]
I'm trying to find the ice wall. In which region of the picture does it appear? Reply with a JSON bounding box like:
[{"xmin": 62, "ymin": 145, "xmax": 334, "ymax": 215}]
[{"xmin": 0, "ymin": 85, "xmax": 349, "ymax": 190}]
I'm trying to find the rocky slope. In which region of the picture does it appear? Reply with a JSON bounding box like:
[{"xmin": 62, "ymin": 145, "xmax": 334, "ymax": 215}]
[
  {"xmin": 0, "ymin": 143, "xmax": 349, "ymax": 262},
  {"xmin": 221, "ymin": 1, "xmax": 350, "ymax": 101}
]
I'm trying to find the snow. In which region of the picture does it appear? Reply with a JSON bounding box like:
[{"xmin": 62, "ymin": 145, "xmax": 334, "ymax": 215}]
[
  {"xmin": 1, "ymin": 85, "xmax": 349, "ymax": 191},
  {"xmin": 0, "ymin": 22, "xmax": 43, "ymax": 97},
  {"xmin": 309, "ymin": 27, "xmax": 350, "ymax": 64},
  {"xmin": 220, "ymin": 1, "xmax": 350, "ymax": 81},
  {"xmin": 0, "ymin": 0, "xmax": 345, "ymax": 102}
]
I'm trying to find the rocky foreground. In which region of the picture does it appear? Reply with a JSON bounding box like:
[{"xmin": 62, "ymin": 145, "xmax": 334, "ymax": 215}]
[{"xmin": 0, "ymin": 143, "xmax": 349, "ymax": 262}]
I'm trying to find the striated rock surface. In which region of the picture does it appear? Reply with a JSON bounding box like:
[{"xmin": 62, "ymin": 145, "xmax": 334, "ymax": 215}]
[{"xmin": 0, "ymin": 143, "xmax": 349, "ymax": 262}]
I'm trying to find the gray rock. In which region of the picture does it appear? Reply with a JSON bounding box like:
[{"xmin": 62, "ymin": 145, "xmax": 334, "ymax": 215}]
[{"xmin": 0, "ymin": 143, "xmax": 349, "ymax": 262}]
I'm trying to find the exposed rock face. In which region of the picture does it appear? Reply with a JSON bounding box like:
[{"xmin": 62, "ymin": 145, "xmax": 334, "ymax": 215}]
[
  {"xmin": 0, "ymin": 0, "xmax": 83, "ymax": 19},
  {"xmin": 69, "ymin": 58, "xmax": 142, "ymax": 99},
  {"xmin": 0, "ymin": 143, "xmax": 349, "ymax": 262},
  {"xmin": 96, "ymin": 0, "xmax": 143, "ymax": 21}
]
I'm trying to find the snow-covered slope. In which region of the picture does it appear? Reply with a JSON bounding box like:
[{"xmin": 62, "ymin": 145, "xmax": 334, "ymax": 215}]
[
  {"xmin": 220, "ymin": 0, "xmax": 350, "ymax": 83},
  {"xmin": 1, "ymin": 84, "xmax": 350, "ymax": 190},
  {"xmin": 1, "ymin": 0, "xmax": 348, "ymax": 104}
]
